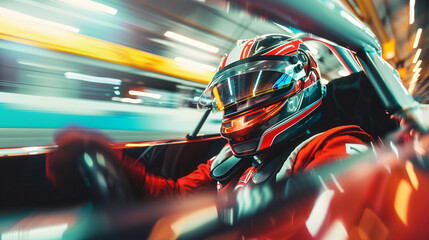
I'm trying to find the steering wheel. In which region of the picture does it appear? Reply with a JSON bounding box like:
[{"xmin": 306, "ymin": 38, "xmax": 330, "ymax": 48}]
[
  {"xmin": 76, "ymin": 145, "xmax": 133, "ymax": 204},
  {"xmin": 47, "ymin": 128, "xmax": 133, "ymax": 204}
]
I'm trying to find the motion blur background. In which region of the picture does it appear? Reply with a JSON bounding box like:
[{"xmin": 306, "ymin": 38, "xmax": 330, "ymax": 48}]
[{"xmin": 0, "ymin": 0, "xmax": 427, "ymax": 147}]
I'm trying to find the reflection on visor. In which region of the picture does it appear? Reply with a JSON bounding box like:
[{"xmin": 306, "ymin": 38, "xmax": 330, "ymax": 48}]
[
  {"xmin": 212, "ymin": 86, "xmax": 224, "ymax": 110},
  {"xmin": 199, "ymin": 56, "xmax": 308, "ymax": 112},
  {"xmin": 211, "ymin": 71, "xmax": 294, "ymax": 112}
]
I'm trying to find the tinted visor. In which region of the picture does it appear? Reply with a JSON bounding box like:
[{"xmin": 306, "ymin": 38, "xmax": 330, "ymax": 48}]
[{"xmin": 199, "ymin": 55, "xmax": 308, "ymax": 112}]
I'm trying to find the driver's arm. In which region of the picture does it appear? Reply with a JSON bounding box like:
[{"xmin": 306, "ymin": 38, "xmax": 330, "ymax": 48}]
[
  {"xmin": 119, "ymin": 154, "xmax": 216, "ymax": 199},
  {"xmin": 45, "ymin": 128, "xmax": 217, "ymax": 200}
]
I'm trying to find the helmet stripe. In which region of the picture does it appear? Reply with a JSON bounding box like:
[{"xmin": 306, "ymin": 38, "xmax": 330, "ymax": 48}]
[
  {"xmin": 220, "ymin": 53, "xmax": 230, "ymax": 69},
  {"xmin": 257, "ymin": 98, "xmax": 322, "ymax": 150},
  {"xmin": 263, "ymin": 39, "xmax": 302, "ymax": 56},
  {"xmin": 240, "ymin": 40, "xmax": 255, "ymax": 59}
]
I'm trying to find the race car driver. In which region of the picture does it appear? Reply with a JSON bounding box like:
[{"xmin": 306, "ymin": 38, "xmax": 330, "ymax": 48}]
[{"xmin": 46, "ymin": 34, "xmax": 374, "ymax": 201}]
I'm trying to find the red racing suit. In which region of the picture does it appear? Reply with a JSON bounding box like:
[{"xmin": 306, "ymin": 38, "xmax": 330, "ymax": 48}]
[{"xmin": 120, "ymin": 125, "xmax": 374, "ymax": 199}]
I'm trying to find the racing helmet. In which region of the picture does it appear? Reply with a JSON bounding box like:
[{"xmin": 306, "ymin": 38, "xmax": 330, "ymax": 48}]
[{"xmin": 199, "ymin": 34, "xmax": 324, "ymax": 157}]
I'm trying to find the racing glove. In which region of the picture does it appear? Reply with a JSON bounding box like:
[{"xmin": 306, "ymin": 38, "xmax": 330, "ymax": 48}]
[{"xmin": 45, "ymin": 127, "xmax": 130, "ymax": 199}]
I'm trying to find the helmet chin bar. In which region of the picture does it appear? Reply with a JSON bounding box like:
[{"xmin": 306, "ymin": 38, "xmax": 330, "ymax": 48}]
[
  {"xmin": 257, "ymin": 98, "xmax": 322, "ymax": 151},
  {"xmin": 229, "ymin": 101, "xmax": 322, "ymax": 158},
  {"xmin": 227, "ymin": 81, "xmax": 323, "ymax": 158}
]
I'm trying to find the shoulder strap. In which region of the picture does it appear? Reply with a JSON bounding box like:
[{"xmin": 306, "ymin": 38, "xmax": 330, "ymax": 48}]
[
  {"xmin": 210, "ymin": 145, "xmax": 251, "ymax": 183},
  {"xmin": 252, "ymin": 154, "xmax": 287, "ymax": 184}
]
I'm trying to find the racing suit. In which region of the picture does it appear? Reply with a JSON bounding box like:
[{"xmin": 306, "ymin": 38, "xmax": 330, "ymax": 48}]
[{"xmin": 120, "ymin": 125, "xmax": 374, "ymax": 199}]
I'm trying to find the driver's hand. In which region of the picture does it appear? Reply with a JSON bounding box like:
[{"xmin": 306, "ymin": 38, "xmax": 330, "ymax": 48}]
[{"xmin": 45, "ymin": 127, "xmax": 120, "ymax": 196}]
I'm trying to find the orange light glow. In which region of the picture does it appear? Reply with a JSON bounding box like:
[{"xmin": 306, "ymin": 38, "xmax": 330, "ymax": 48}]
[
  {"xmin": 382, "ymin": 39, "xmax": 395, "ymax": 60},
  {"xmin": 405, "ymin": 161, "xmax": 419, "ymax": 190},
  {"xmin": 394, "ymin": 179, "xmax": 412, "ymax": 225},
  {"xmin": 212, "ymin": 86, "xmax": 224, "ymax": 111},
  {"xmin": 223, "ymin": 115, "xmax": 246, "ymax": 134},
  {"xmin": 124, "ymin": 143, "xmax": 151, "ymax": 147},
  {"xmin": 222, "ymin": 101, "xmax": 283, "ymax": 134},
  {"xmin": 0, "ymin": 16, "xmax": 214, "ymax": 84}
]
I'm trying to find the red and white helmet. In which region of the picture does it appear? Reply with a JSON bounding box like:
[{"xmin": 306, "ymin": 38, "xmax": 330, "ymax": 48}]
[{"xmin": 199, "ymin": 34, "xmax": 323, "ymax": 157}]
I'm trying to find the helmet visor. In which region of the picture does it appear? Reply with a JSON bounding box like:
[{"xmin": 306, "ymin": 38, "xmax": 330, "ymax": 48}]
[{"xmin": 199, "ymin": 55, "xmax": 307, "ymax": 112}]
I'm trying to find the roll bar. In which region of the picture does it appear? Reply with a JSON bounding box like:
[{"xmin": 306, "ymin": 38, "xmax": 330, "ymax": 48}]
[{"xmin": 225, "ymin": 0, "xmax": 423, "ymax": 129}]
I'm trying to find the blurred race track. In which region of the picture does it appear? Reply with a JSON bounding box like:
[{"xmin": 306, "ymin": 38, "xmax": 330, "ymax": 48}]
[
  {"xmin": 0, "ymin": 93, "xmax": 222, "ymax": 148},
  {"xmin": 0, "ymin": 128, "xmax": 199, "ymax": 148}
]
